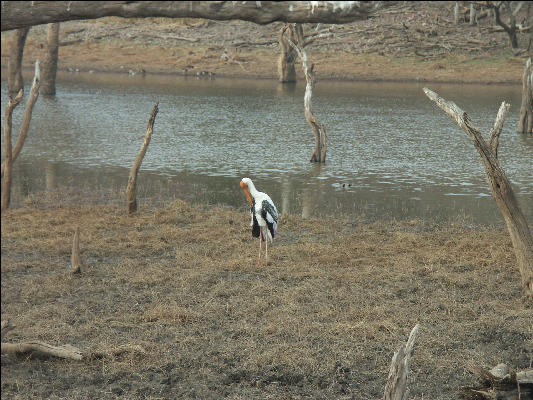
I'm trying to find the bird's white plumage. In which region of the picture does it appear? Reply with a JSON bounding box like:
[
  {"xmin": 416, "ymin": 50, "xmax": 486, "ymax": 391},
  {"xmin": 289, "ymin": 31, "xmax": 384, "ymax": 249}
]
[{"xmin": 241, "ymin": 177, "xmax": 278, "ymax": 242}]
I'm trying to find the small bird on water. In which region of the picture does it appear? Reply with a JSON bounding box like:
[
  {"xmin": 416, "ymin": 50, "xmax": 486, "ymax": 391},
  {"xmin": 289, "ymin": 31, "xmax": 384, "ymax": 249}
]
[{"xmin": 240, "ymin": 178, "xmax": 278, "ymax": 266}]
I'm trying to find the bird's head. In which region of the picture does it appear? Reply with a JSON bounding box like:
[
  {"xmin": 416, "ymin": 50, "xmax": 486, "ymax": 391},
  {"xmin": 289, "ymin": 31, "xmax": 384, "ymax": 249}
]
[{"xmin": 240, "ymin": 178, "xmax": 253, "ymax": 205}]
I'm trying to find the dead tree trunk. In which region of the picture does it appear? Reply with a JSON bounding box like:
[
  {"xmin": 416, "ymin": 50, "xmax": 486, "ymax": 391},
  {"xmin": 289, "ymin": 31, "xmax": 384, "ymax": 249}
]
[
  {"xmin": 278, "ymin": 24, "xmax": 297, "ymax": 83},
  {"xmin": 518, "ymin": 58, "xmax": 533, "ymax": 134},
  {"xmin": 7, "ymin": 27, "xmax": 30, "ymax": 95},
  {"xmin": 287, "ymin": 24, "xmax": 327, "ymax": 163},
  {"xmin": 41, "ymin": 23, "xmax": 60, "ymax": 96},
  {"xmin": 454, "ymin": 2, "xmax": 460, "ymax": 25},
  {"xmin": 1, "ymin": 60, "xmax": 42, "ymax": 178},
  {"xmin": 424, "ymin": 88, "xmax": 533, "ymax": 298},
  {"xmin": 1, "ymin": 1, "xmax": 393, "ymax": 31},
  {"xmin": 1, "ymin": 90, "xmax": 24, "ymax": 213},
  {"xmin": 383, "ymin": 324, "xmax": 419, "ymax": 400},
  {"xmin": 470, "ymin": 3, "xmax": 477, "ymax": 26},
  {"xmin": 126, "ymin": 102, "xmax": 159, "ymax": 215},
  {"xmin": 70, "ymin": 226, "xmax": 83, "ymax": 274}
]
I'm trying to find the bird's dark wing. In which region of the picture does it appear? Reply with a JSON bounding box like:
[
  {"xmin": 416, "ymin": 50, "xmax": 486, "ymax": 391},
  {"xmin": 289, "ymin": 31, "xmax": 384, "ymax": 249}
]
[
  {"xmin": 251, "ymin": 210, "xmax": 260, "ymax": 238},
  {"xmin": 261, "ymin": 199, "xmax": 278, "ymax": 239}
]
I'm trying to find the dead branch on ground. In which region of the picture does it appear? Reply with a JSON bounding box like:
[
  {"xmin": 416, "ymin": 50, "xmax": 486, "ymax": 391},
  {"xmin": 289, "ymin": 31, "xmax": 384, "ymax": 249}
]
[
  {"xmin": 1, "ymin": 320, "xmax": 83, "ymax": 361},
  {"xmin": 423, "ymin": 88, "xmax": 533, "ymax": 299},
  {"xmin": 126, "ymin": 102, "xmax": 159, "ymax": 215},
  {"xmin": 461, "ymin": 363, "xmax": 533, "ymax": 399}
]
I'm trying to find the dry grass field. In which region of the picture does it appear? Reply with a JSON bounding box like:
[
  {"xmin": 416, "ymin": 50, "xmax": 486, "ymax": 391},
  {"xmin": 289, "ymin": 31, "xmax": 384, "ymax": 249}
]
[{"xmin": 1, "ymin": 194, "xmax": 532, "ymax": 399}]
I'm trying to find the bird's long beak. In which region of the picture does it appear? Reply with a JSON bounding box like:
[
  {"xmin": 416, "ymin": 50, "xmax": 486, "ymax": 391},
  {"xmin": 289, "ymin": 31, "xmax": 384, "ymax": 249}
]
[{"xmin": 240, "ymin": 180, "xmax": 253, "ymax": 205}]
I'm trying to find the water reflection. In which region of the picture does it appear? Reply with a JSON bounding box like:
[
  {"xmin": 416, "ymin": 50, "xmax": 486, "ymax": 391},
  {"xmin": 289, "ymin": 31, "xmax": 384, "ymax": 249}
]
[{"xmin": 1, "ymin": 71, "xmax": 532, "ymax": 225}]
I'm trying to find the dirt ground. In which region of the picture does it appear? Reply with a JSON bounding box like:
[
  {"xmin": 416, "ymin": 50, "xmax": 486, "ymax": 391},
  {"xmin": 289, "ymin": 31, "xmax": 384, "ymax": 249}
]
[
  {"xmin": 1, "ymin": 2, "xmax": 532, "ymax": 84},
  {"xmin": 1, "ymin": 193, "xmax": 532, "ymax": 399}
]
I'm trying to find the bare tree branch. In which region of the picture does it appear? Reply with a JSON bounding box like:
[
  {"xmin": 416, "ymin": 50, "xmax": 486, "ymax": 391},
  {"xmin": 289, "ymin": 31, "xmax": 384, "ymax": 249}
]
[
  {"xmin": 126, "ymin": 102, "xmax": 159, "ymax": 215},
  {"xmin": 488, "ymin": 102, "xmax": 510, "ymax": 158},
  {"xmin": 1, "ymin": 1, "xmax": 393, "ymax": 31},
  {"xmin": 423, "ymin": 87, "xmax": 533, "ymax": 298}
]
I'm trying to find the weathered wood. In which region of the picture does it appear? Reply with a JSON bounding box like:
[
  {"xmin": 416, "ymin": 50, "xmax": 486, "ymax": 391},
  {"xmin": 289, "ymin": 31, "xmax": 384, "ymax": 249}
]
[
  {"xmin": 1, "ymin": 341, "xmax": 83, "ymax": 360},
  {"xmin": 71, "ymin": 226, "xmax": 83, "ymax": 274},
  {"xmin": 1, "ymin": 1, "xmax": 393, "ymax": 31},
  {"xmin": 518, "ymin": 58, "xmax": 533, "ymax": 134},
  {"xmin": 41, "ymin": 23, "xmax": 60, "ymax": 96},
  {"xmin": 1, "ymin": 89, "xmax": 24, "ymax": 213},
  {"xmin": 288, "ymin": 24, "xmax": 327, "ymax": 163},
  {"xmin": 278, "ymin": 24, "xmax": 297, "ymax": 83},
  {"xmin": 454, "ymin": 1, "xmax": 460, "ymax": 25},
  {"xmin": 424, "ymin": 88, "xmax": 533, "ymax": 298},
  {"xmin": 383, "ymin": 324, "xmax": 419, "ymax": 400},
  {"xmin": 462, "ymin": 363, "xmax": 533, "ymax": 399},
  {"xmin": 1, "ymin": 61, "xmax": 41, "ymax": 177},
  {"xmin": 7, "ymin": 27, "xmax": 29, "ymax": 94},
  {"xmin": 126, "ymin": 102, "xmax": 159, "ymax": 215}
]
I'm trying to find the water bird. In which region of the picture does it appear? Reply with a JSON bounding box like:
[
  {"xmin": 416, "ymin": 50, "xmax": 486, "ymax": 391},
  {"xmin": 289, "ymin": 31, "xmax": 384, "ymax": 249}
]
[{"xmin": 240, "ymin": 178, "xmax": 278, "ymax": 266}]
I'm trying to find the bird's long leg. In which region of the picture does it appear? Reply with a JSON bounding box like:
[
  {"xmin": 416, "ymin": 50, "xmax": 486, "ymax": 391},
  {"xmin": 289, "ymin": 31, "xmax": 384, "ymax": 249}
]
[
  {"xmin": 265, "ymin": 234, "xmax": 269, "ymax": 266},
  {"xmin": 258, "ymin": 230, "xmax": 263, "ymax": 266}
]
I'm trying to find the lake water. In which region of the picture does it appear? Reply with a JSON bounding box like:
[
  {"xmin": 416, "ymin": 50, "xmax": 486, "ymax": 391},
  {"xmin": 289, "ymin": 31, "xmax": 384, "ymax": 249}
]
[{"xmin": 1, "ymin": 71, "xmax": 532, "ymax": 225}]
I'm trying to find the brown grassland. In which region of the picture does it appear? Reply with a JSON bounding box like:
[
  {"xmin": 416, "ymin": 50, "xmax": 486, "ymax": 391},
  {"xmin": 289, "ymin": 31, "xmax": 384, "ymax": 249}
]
[{"xmin": 1, "ymin": 193, "xmax": 532, "ymax": 399}]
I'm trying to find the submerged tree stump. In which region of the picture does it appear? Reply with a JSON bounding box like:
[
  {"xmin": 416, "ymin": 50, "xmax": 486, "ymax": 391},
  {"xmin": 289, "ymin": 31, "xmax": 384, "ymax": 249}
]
[
  {"xmin": 41, "ymin": 23, "xmax": 60, "ymax": 96},
  {"xmin": 424, "ymin": 88, "xmax": 533, "ymax": 298},
  {"xmin": 287, "ymin": 24, "xmax": 327, "ymax": 163},
  {"xmin": 278, "ymin": 24, "xmax": 297, "ymax": 83},
  {"xmin": 126, "ymin": 102, "xmax": 159, "ymax": 215},
  {"xmin": 518, "ymin": 57, "xmax": 532, "ymax": 134},
  {"xmin": 7, "ymin": 27, "xmax": 29, "ymax": 95}
]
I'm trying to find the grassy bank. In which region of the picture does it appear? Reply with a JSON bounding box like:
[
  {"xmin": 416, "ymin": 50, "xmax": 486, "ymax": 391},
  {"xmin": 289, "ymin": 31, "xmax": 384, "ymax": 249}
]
[{"xmin": 1, "ymin": 198, "xmax": 531, "ymax": 399}]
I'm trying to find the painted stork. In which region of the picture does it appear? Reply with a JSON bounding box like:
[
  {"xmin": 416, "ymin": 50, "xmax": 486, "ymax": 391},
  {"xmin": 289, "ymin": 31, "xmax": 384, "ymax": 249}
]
[{"xmin": 240, "ymin": 178, "xmax": 278, "ymax": 266}]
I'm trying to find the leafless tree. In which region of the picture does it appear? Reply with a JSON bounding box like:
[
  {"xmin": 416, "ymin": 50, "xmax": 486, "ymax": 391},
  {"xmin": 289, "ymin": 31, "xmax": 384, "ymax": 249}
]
[
  {"xmin": 278, "ymin": 23, "xmax": 332, "ymax": 83},
  {"xmin": 126, "ymin": 102, "xmax": 159, "ymax": 215},
  {"xmin": 424, "ymin": 88, "xmax": 533, "ymax": 298},
  {"xmin": 487, "ymin": 1, "xmax": 520, "ymax": 48},
  {"xmin": 2, "ymin": 61, "xmax": 41, "ymax": 212},
  {"xmin": 287, "ymin": 24, "xmax": 327, "ymax": 163}
]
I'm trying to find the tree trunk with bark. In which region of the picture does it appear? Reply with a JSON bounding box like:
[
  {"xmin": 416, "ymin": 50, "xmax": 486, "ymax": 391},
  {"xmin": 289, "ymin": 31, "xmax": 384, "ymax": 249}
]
[
  {"xmin": 518, "ymin": 57, "xmax": 533, "ymax": 134},
  {"xmin": 278, "ymin": 24, "xmax": 297, "ymax": 83},
  {"xmin": 454, "ymin": 2, "xmax": 460, "ymax": 25},
  {"xmin": 1, "ymin": 90, "xmax": 24, "ymax": 213},
  {"xmin": 424, "ymin": 88, "xmax": 533, "ymax": 299},
  {"xmin": 1, "ymin": 1, "xmax": 392, "ymax": 31},
  {"xmin": 7, "ymin": 27, "xmax": 29, "ymax": 94},
  {"xmin": 470, "ymin": 3, "xmax": 477, "ymax": 26},
  {"xmin": 2, "ymin": 61, "xmax": 40, "ymax": 212},
  {"xmin": 126, "ymin": 102, "xmax": 159, "ymax": 215},
  {"xmin": 1, "ymin": 61, "xmax": 42, "ymax": 178},
  {"xmin": 41, "ymin": 23, "xmax": 60, "ymax": 96},
  {"xmin": 287, "ymin": 24, "xmax": 327, "ymax": 163}
]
